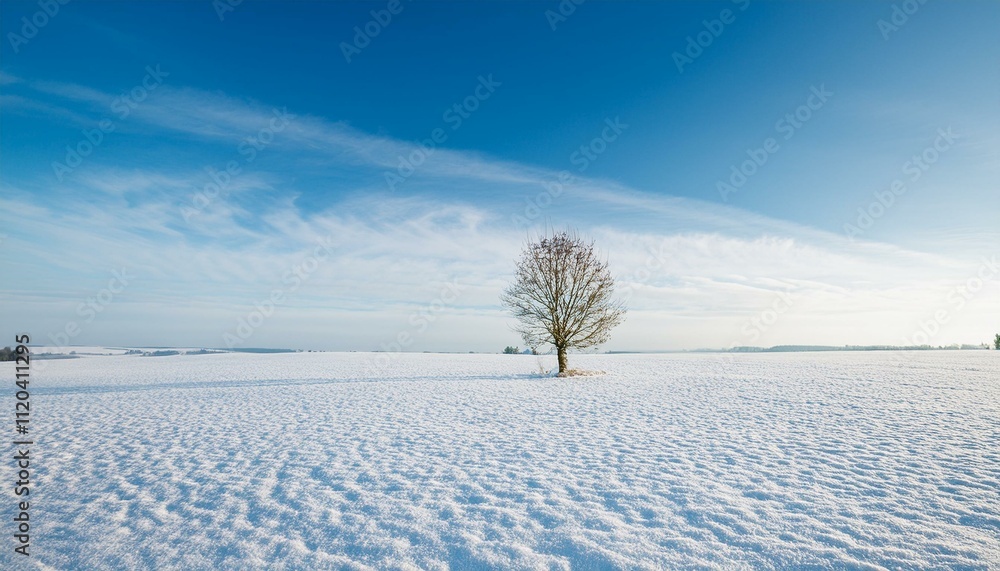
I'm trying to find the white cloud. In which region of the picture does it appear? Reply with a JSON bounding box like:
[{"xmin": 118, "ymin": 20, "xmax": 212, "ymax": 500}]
[{"xmin": 1, "ymin": 79, "xmax": 996, "ymax": 351}]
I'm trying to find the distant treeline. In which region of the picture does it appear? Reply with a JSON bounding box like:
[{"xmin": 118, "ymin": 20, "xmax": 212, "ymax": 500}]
[
  {"xmin": 0, "ymin": 347, "xmax": 299, "ymax": 360},
  {"xmin": 224, "ymin": 348, "xmax": 297, "ymax": 354},
  {"xmin": 728, "ymin": 344, "xmax": 990, "ymax": 353}
]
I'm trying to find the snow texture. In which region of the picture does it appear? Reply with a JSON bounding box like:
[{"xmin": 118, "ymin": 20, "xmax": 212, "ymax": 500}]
[{"xmin": 1, "ymin": 351, "xmax": 998, "ymax": 570}]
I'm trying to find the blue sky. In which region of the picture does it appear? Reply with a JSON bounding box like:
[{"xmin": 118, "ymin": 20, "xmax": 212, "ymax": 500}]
[{"xmin": 1, "ymin": 0, "xmax": 998, "ymax": 351}]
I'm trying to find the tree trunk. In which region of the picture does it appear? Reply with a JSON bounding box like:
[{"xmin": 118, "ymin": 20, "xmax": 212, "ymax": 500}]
[{"xmin": 557, "ymin": 346, "xmax": 568, "ymax": 374}]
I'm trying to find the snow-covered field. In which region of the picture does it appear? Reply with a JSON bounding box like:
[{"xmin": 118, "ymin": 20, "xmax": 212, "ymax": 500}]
[{"xmin": 2, "ymin": 351, "xmax": 998, "ymax": 570}]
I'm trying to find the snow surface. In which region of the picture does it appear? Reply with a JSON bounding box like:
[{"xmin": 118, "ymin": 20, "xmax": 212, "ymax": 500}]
[{"xmin": 2, "ymin": 351, "xmax": 998, "ymax": 570}]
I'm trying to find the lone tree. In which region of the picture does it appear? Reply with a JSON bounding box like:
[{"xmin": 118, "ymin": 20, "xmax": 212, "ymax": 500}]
[
  {"xmin": 501, "ymin": 231, "xmax": 626, "ymax": 375},
  {"xmin": 995, "ymin": 333, "xmax": 1000, "ymax": 350}
]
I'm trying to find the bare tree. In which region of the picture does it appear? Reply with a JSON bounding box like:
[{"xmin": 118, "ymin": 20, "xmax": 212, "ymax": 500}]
[{"xmin": 501, "ymin": 231, "xmax": 626, "ymax": 375}]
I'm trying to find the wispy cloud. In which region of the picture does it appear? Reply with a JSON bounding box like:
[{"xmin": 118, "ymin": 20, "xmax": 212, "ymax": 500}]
[{"xmin": 1, "ymin": 77, "xmax": 996, "ymax": 350}]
